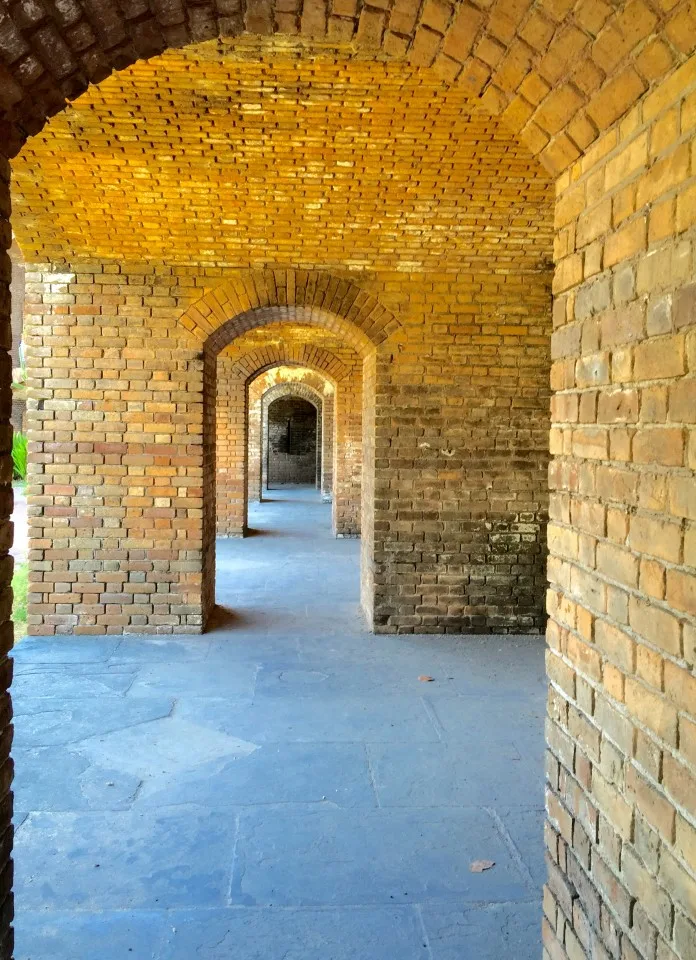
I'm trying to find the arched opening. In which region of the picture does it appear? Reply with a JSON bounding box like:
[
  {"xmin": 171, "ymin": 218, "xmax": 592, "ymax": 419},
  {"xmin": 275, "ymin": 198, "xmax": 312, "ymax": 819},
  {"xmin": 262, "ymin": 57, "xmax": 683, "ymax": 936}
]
[
  {"xmin": 199, "ymin": 290, "xmax": 381, "ymax": 627},
  {"xmin": 263, "ymin": 392, "xmax": 319, "ymax": 489},
  {"xmin": 248, "ymin": 373, "xmax": 334, "ymax": 504},
  {"xmin": 2, "ymin": 11, "xmax": 694, "ymax": 960}
]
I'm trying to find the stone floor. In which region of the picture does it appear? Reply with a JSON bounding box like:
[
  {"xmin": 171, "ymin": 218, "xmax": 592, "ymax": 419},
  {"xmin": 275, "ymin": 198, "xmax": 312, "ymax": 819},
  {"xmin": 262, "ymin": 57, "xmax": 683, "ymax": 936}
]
[{"xmin": 12, "ymin": 486, "xmax": 547, "ymax": 959}]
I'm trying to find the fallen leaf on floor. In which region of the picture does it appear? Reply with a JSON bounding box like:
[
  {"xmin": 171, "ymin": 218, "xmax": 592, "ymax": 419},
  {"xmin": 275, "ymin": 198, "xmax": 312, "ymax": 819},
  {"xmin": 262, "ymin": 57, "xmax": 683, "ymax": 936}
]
[
  {"xmin": 418, "ymin": 675, "xmax": 434, "ymax": 682},
  {"xmin": 470, "ymin": 860, "xmax": 495, "ymax": 873}
]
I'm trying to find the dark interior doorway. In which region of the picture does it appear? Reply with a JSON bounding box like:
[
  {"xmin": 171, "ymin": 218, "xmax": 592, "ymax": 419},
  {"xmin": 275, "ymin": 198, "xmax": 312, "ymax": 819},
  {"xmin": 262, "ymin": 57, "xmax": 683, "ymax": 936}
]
[{"xmin": 267, "ymin": 396, "xmax": 318, "ymax": 487}]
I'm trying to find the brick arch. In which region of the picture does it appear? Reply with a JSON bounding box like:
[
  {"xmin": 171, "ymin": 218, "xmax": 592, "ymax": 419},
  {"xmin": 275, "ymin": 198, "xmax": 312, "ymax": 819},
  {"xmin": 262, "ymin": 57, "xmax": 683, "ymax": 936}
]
[
  {"xmin": 263, "ymin": 380, "xmax": 323, "ymax": 410},
  {"xmin": 244, "ymin": 368, "xmax": 336, "ymax": 505},
  {"xmin": 185, "ymin": 270, "xmax": 399, "ymax": 356},
  {"xmin": 2, "ymin": 4, "xmax": 695, "ymax": 176},
  {"xmin": 228, "ymin": 344, "xmax": 349, "ymax": 384},
  {"xmin": 263, "ymin": 385, "xmax": 323, "ymax": 489}
]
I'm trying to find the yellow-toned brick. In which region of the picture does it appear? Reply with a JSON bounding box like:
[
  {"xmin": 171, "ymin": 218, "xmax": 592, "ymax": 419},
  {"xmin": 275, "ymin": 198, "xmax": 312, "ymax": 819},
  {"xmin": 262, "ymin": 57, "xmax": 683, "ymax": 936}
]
[{"xmin": 603, "ymin": 216, "xmax": 647, "ymax": 268}]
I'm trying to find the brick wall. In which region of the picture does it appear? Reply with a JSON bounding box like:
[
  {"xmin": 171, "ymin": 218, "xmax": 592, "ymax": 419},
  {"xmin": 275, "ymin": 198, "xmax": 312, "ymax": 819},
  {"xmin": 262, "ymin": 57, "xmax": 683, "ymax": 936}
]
[
  {"xmin": 24, "ymin": 255, "xmax": 551, "ymax": 634},
  {"xmin": 24, "ymin": 262, "xmax": 208, "ymax": 635},
  {"xmin": 545, "ymin": 57, "xmax": 696, "ymax": 960},
  {"xmin": 266, "ymin": 395, "xmax": 317, "ymax": 485},
  {"xmin": 15, "ymin": 47, "xmax": 555, "ymax": 636},
  {"xmin": 369, "ymin": 269, "xmax": 552, "ymax": 634},
  {"xmin": 3, "ymin": 9, "xmax": 696, "ymax": 960}
]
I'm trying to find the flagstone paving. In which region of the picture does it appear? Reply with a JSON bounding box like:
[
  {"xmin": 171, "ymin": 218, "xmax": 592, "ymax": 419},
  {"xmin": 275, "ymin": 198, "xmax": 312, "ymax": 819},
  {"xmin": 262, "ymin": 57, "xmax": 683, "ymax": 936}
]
[{"xmin": 12, "ymin": 487, "xmax": 547, "ymax": 959}]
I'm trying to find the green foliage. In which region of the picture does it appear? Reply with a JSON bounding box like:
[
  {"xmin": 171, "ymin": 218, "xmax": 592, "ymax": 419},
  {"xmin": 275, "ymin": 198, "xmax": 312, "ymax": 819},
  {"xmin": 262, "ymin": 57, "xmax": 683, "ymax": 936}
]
[
  {"xmin": 12, "ymin": 432, "xmax": 27, "ymax": 481},
  {"xmin": 12, "ymin": 561, "xmax": 28, "ymax": 642}
]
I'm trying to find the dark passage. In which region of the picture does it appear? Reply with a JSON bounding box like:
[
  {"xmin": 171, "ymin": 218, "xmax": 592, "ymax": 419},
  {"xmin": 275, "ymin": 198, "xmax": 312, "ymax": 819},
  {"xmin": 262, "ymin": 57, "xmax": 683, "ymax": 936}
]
[{"xmin": 267, "ymin": 396, "xmax": 317, "ymax": 487}]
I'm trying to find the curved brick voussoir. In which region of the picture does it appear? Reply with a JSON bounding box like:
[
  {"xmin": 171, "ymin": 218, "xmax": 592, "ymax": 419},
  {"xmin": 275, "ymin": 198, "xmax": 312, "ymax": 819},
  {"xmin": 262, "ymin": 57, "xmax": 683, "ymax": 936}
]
[
  {"xmin": 187, "ymin": 270, "xmax": 399, "ymax": 356},
  {"xmin": 230, "ymin": 344, "xmax": 348, "ymax": 385}
]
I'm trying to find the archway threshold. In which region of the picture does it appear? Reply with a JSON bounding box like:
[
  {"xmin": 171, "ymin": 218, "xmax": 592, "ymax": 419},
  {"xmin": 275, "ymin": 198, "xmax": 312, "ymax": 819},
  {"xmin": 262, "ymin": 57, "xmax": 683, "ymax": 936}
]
[{"xmin": 11, "ymin": 487, "xmax": 547, "ymax": 958}]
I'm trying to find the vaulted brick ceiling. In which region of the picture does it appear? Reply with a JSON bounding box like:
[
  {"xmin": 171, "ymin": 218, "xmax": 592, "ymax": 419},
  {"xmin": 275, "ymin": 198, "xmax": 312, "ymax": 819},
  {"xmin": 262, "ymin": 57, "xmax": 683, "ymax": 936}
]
[
  {"xmin": 10, "ymin": 38, "xmax": 553, "ymax": 269},
  {"xmin": 1, "ymin": 1, "xmax": 694, "ymax": 175}
]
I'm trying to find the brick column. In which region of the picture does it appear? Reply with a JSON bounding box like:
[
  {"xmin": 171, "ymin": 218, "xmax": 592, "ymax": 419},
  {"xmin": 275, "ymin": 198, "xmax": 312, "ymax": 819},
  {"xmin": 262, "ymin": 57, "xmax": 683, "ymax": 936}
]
[
  {"xmin": 0, "ymin": 159, "xmax": 15, "ymax": 959},
  {"xmin": 361, "ymin": 349, "xmax": 395, "ymax": 628},
  {"xmin": 215, "ymin": 357, "xmax": 247, "ymax": 537},
  {"xmin": 25, "ymin": 263, "xmax": 207, "ymax": 635},
  {"xmin": 332, "ymin": 375, "xmax": 362, "ymax": 538},
  {"xmin": 321, "ymin": 392, "xmax": 334, "ymax": 501},
  {"xmin": 315, "ymin": 402, "xmax": 322, "ymax": 490},
  {"xmin": 247, "ymin": 381, "xmax": 263, "ymax": 503},
  {"xmin": 546, "ymin": 60, "xmax": 696, "ymax": 960}
]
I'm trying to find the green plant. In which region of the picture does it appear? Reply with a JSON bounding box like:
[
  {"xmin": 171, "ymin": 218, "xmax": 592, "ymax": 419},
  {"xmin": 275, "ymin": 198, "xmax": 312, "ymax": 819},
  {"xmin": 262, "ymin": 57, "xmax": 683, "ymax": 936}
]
[
  {"xmin": 12, "ymin": 432, "xmax": 27, "ymax": 481},
  {"xmin": 12, "ymin": 561, "xmax": 28, "ymax": 642},
  {"xmin": 11, "ymin": 363, "xmax": 27, "ymax": 391}
]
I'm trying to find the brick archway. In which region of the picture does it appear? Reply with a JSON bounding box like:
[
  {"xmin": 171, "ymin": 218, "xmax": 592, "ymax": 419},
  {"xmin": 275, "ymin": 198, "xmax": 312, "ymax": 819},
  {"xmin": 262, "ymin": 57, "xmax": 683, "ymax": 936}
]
[
  {"xmin": 248, "ymin": 371, "xmax": 336, "ymax": 506},
  {"xmin": 2, "ymin": 13, "xmax": 696, "ymax": 960},
  {"xmin": 184, "ymin": 269, "xmax": 400, "ymax": 358},
  {"xmin": 260, "ymin": 381, "xmax": 324, "ymax": 495},
  {"xmin": 226, "ymin": 343, "xmax": 349, "ymax": 385},
  {"xmin": 200, "ymin": 279, "xmax": 386, "ymax": 619},
  {"xmin": 214, "ymin": 326, "xmax": 363, "ymax": 539}
]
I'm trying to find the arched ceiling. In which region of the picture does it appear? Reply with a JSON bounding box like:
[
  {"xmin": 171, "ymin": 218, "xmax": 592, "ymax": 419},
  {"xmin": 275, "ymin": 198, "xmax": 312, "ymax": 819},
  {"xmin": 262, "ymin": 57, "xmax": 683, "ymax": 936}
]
[
  {"xmin": 1, "ymin": 2, "xmax": 694, "ymax": 173},
  {"xmin": 10, "ymin": 38, "xmax": 554, "ymax": 270}
]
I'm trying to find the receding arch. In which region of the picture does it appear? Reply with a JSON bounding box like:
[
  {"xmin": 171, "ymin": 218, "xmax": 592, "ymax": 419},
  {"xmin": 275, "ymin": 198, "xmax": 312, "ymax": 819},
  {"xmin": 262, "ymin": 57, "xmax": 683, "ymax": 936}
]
[
  {"xmin": 238, "ymin": 365, "xmax": 337, "ymax": 512},
  {"xmin": 232, "ymin": 344, "xmax": 349, "ymax": 385},
  {"xmin": 184, "ymin": 270, "xmax": 400, "ymax": 357},
  {"xmin": 204, "ymin": 274, "xmax": 383, "ymax": 600},
  {"xmin": 262, "ymin": 383, "xmax": 324, "ymax": 491}
]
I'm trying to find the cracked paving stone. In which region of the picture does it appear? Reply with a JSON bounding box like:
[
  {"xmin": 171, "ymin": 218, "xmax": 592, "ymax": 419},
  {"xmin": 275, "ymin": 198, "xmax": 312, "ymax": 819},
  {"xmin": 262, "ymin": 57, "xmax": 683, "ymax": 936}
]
[
  {"xmin": 12, "ymin": 697, "xmax": 175, "ymax": 749},
  {"xmin": 231, "ymin": 807, "xmax": 533, "ymax": 906},
  {"xmin": 159, "ymin": 906, "xmax": 430, "ymax": 959},
  {"xmin": 421, "ymin": 901, "xmax": 542, "ymax": 959},
  {"xmin": 14, "ymin": 807, "xmax": 238, "ymax": 910}
]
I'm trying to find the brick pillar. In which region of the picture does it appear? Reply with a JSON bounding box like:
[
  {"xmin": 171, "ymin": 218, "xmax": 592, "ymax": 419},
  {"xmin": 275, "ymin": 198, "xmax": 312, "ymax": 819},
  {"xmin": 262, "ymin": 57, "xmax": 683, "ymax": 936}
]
[
  {"xmin": 201, "ymin": 351, "xmax": 216, "ymax": 624},
  {"xmin": 315, "ymin": 402, "xmax": 322, "ymax": 490},
  {"xmin": 0, "ymin": 159, "xmax": 15, "ymax": 959},
  {"xmin": 362, "ymin": 349, "xmax": 396, "ymax": 628},
  {"xmin": 360, "ymin": 352, "xmax": 377, "ymax": 625},
  {"xmin": 546, "ymin": 60, "xmax": 696, "ymax": 960},
  {"xmin": 247, "ymin": 383, "xmax": 263, "ymax": 502},
  {"xmin": 25, "ymin": 263, "xmax": 208, "ymax": 635},
  {"xmin": 215, "ymin": 357, "xmax": 247, "ymax": 537},
  {"xmin": 332, "ymin": 376, "xmax": 362, "ymax": 538},
  {"xmin": 321, "ymin": 392, "xmax": 334, "ymax": 500}
]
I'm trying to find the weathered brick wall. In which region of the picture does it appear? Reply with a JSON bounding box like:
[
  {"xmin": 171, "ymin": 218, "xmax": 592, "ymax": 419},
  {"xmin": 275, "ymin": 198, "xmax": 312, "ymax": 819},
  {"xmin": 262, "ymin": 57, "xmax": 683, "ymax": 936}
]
[
  {"xmin": 14, "ymin": 45, "xmax": 555, "ymax": 635},
  {"xmin": 24, "ymin": 262, "xmax": 207, "ymax": 635},
  {"xmin": 24, "ymin": 255, "xmax": 551, "ymax": 633},
  {"xmin": 370, "ymin": 269, "xmax": 552, "ymax": 634},
  {"xmin": 3, "ymin": 9, "xmax": 696, "ymax": 960},
  {"xmin": 266, "ymin": 395, "xmax": 317, "ymax": 485},
  {"xmin": 215, "ymin": 356, "xmax": 247, "ymax": 537},
  {"xmin": 546, "ymin": 57, "xmax": 696, "ymax": 960}
]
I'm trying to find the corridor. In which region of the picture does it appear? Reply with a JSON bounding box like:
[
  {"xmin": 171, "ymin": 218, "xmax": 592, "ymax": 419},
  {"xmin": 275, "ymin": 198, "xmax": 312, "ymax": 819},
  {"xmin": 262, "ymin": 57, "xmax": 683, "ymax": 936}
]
[{"xmin": 12, "ymin": 488, "xmax": 546, "ymax": 958}]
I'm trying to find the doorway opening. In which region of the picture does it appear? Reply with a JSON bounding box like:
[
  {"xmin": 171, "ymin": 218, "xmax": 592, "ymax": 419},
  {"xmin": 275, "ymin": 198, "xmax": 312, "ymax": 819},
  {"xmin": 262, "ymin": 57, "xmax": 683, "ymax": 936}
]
[{"xmin": 266, "ymin": 395, "xmax": 318, "ymax": 489}]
